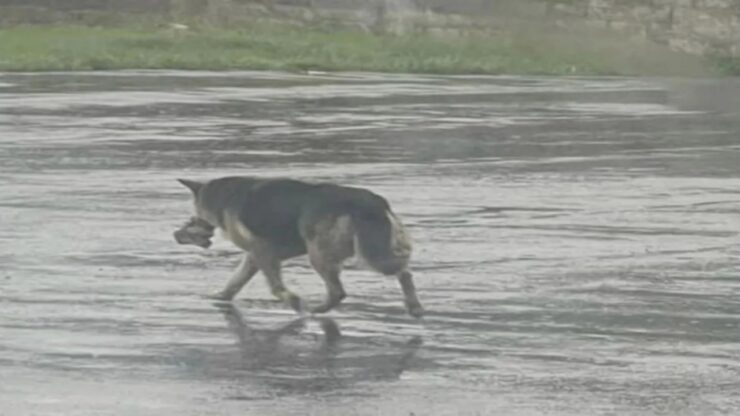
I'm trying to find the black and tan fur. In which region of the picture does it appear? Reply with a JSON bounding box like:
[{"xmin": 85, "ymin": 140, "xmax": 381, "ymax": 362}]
[{"xmin": 174, "ymin": 176, "xmax": 423, "ymax": 318}]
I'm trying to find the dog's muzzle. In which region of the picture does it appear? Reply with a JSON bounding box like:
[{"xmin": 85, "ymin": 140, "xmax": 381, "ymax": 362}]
[{"xmin": 174, "ymin": 217, "xmax": 215, "ymax": 249}]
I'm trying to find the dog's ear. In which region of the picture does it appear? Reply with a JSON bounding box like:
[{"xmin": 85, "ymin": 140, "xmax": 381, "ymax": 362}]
[{"xmin": 177, "ymin": 178, "xmax": 203, "ymax": 195}]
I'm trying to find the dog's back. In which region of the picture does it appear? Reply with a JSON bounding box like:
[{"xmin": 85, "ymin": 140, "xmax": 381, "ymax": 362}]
[{"xmin": 197, "ymin": 176, "xmax": 410, "ymax": 273}]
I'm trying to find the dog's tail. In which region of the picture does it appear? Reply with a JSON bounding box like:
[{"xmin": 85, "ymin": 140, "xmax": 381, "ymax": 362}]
[{"xmin": 351, "ymin": 204, "xmax": 412, "ymax": 276}]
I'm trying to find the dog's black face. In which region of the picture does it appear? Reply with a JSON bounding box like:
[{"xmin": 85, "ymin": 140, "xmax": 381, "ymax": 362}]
[{"xmin": 174, "ymin": 216, "xmax": 215, "ymax": 249}]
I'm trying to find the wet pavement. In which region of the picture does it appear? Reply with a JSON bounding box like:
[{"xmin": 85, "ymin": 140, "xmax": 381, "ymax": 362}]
[{"xmin": 1, "ymin": 71, "xmax": 740, "ymax": 415}]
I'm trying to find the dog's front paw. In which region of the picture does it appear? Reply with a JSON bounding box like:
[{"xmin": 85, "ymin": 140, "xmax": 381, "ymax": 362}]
[
  {"xmin": 406, "ymin": 302, "xmax": 425, "ymax": 319},
  {"xmin": 273, "ymin": 290, "xmax": 306, "ymax": 315},
  {"xmin": 286, "ymin": 294, "xmax": 307, "ymax": 315}
]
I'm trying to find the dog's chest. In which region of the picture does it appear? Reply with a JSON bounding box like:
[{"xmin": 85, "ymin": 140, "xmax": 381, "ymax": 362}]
[{"xmin": 222, "ymin": 211, "xmax": 255, "ymax": 250}]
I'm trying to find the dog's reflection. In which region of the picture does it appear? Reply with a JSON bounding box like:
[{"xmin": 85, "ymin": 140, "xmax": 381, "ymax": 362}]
[{"xmin": 214, "ymin": 303, "xmax": 422, "ymax": 392}]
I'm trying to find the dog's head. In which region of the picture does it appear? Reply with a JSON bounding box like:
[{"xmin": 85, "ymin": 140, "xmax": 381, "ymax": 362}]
[{"xmin": 175, "ymin": 179, "xmax": 215, "ymax": 248}]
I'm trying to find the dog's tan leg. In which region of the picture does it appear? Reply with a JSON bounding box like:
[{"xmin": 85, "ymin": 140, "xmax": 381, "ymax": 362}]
[
  {"xmin": 304, "ymin": 215, "xmax": 354, "ymax": 314},
  {"xmin": 308, "ymin": 245, "xmax": 346, "ymax": 314},
  {"xmin": 397, "ymin": 270, "xmax": 424, "ymax": 318},
  {"xmin": 252, "ymin": 247, "xmax": 305, "ymax": 313},
  {"xmin": 207, "ymin": 254, "xmax": 259, "ymax": 301}
]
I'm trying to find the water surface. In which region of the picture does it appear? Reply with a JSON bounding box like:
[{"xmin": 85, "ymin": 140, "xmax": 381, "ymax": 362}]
[{"xmin": 1, "ymin": 71, "xmax": 740, "ymax": 415}]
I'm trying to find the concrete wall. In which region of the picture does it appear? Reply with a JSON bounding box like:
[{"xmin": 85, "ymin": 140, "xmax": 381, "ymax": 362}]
[
  {"xmin": 545, "ymin": 0, "xmax": 740, "ymax": 58},
  {"xmin": 0, "ymin": 0, "xmax": 170, "ymax": 14},
  {"xmin": 280, "ymin": 0, "xmax": 740, "ymax": 57},
  {"xmin": 194, "ymin": 0, "xmax": 740, "ymax": 57}
]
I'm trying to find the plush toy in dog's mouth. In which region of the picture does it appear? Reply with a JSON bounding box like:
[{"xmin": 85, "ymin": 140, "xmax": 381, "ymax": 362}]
[{"xmin": 174, "ymin": 217, "xmax": 215, "ymax": 249}]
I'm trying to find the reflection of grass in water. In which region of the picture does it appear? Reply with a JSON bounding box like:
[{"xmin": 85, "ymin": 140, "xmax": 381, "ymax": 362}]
[{"xmin": 0, "ymin": 24, "xmax": 720, "ymax": 75}]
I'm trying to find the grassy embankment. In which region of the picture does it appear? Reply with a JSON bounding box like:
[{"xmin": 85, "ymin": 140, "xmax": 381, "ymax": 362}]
[{"xmin": 0, "ymin": 23, "xmax": 727, "ymax": 76}]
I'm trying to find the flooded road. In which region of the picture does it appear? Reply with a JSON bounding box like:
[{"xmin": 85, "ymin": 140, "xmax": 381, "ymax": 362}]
[{"xmin": 1, "ymin": 71, "xmax": 740, "ymax": 415}]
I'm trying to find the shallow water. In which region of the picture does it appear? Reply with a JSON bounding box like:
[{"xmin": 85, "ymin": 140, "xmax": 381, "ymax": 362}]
[{"xmin": 1, "ymin": 71, "xmax": 740, "ymax": 415}]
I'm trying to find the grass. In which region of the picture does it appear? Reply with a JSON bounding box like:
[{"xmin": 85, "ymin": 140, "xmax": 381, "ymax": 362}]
[
  {"xmin": 0, "ymin": 24, "xmax": 722, "ymax": 76},
  {"xmin": 713, "ymin": 55, "xmax": 740, "ymax": 76}
]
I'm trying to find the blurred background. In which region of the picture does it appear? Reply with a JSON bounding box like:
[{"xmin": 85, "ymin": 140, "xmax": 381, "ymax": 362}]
[{"xmin": 0, "ymin": 0, "xmax": 738, "ymax": 75}]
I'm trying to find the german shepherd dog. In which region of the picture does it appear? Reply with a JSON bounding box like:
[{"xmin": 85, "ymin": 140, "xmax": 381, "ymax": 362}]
[{"xmin": 174, "ymin": 177, "xmax": 423, "ymax": 318}]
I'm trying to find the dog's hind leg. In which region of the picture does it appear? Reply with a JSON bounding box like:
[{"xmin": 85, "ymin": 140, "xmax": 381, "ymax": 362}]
[
  {"xmin": 303, "ymin": 215, "xmax": 354, "ymax": 314},
  {"xmin": 397, "ymin": 270, "xmax": 424, "ymax": 318},
  {"xmin": 308, "ymin": 246, "xmax": 346, "ymax": 314},
  {"xmin": 207, "ymin": 254, "xmax": 259, "ymax": 301}
]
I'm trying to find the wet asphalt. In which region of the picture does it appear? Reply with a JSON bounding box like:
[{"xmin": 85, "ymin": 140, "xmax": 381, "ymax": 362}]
[{"xmin": 1, "ymin": 71, "xmax": 740, "ymax": 415}]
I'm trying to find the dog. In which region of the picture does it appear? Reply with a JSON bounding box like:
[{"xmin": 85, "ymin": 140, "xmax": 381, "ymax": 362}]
[{"xmin": 174, "ymin": 176, "xmax": 423, "ymax": 318}]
